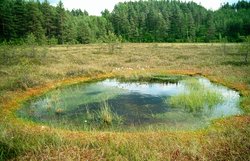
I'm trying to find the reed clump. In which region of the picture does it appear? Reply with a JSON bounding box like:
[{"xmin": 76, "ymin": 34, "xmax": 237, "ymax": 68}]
[
  {"xmin": 96, "ymin": 101, "xmax": 123, "ymax": 126},
  {"xmin": 167, "ymin": 79, "xmax": 224, "ymax": 113}
]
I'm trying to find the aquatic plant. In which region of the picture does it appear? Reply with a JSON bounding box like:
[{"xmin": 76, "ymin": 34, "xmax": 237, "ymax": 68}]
[
  {"xmin": 167, "ymin": 79, "xmax": 224, "ymax": 113},
  {"xmin": 96, "ymin": 101, "xmax": 123, "ymax": 126}
]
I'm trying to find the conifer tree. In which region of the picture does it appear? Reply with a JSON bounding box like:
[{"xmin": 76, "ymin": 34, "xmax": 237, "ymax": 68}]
[
  {"xmin": 55, "ymin": 0, "xmax": 66, "ymax": 44},
  {"xmin": 13, "ymin": 0, "xmax": 27, "ymax": 39},
  {"xmin": 41, "ymin": 0, "xmax": 55, "ymax": 39},
  {"xmin": 26, "ymin": 0, "xmax": 44, "ymax": 43}
]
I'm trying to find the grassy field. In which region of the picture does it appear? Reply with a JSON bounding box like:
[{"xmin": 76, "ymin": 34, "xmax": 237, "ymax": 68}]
[{"xmin": 0, "ymin": 43, "xmax": 250, "ymax": 160}]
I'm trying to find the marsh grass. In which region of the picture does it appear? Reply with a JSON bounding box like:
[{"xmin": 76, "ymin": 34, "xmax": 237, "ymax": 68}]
[
  {"xmin": 117, "ymin": 73, "xmax": 187, "ymax": 84},
  {"xmin": 0, "ymin": 120, "xmax": 66, "ymax": 161},
  {"xmin": 0, "ymin": 43, "xmax": 249, "ymax": 160},
  {"xmin": 43, "ymin": 101, "xmax": 124, "ymax": 131},
  {"xmin": 95, "ymin": 101, "xmax": 123, "ymax": 127},
  {"xmin": 168, "ymin": 79, "xmax": 224, "ymax": 113}
]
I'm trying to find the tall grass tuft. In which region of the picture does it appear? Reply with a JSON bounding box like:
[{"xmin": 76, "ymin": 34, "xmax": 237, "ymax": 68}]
[
  {"xmin": 167, "ymin": 79, "xmax": 224, "ymax": 113},
  {"xmin": 96, "ymin": 101, "xmax": 123, "ymax": 126}
]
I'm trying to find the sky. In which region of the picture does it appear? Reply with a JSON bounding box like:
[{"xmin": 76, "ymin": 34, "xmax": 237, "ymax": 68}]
[{"xmin": 45, "ymin": 0, "xmax": 239, "ymax": 16}]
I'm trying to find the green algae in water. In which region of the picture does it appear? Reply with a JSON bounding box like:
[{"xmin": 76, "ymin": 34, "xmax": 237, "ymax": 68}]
[{"xmin": 17, "ymin": 77, "xmax": 242, "ymax": 131}]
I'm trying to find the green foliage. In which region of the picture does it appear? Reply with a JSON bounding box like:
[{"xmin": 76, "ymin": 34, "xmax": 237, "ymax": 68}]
[
  {"xmin": 99, "ymin": 31, "xmax": 122, "ymax": 43},
  {"xmin": 25, "ymin": 33, "xmax": 37, "ymax": 45},
  {"xmin": 47, "ymin": 36, "xmax": 58, "ymax": 46},
  {"xmin": 0, "ymin": 0, "xmax": 250, "ymax": 44},
  {"xmin": 55, "ymin": 1, "xmax": 66, "ymax": 44},
  {"xmin": 76, "ymin": 18, "xmax": 92, "ymax": 44},
  {"xmin": 167, "ymin": 79, "xmax": 224, "ymax": 113},
  {"xmin": 110, "ymin": 0, "xmax": 250, "ymax": 42},
  {"xmin": 26, "ymin": 1, "xmax": 44, "ymax": 43},
  {"xmin": 99, "ymin": 31, "xmax": 123, "ymax": 54},
  {"xmin": 41, "ymin": 0, "xmax": 55, "ymax": 39}
]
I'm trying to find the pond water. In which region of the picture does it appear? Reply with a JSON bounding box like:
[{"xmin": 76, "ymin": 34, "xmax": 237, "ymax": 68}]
[{"xmin": 17, "ymin": 77, "xmax": 242, "ymax": 131}]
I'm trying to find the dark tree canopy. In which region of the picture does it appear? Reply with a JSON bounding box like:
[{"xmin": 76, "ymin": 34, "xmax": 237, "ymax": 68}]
[{"xmin": 0, "ymin": 0, "xmax": 249, "ymax": 44}]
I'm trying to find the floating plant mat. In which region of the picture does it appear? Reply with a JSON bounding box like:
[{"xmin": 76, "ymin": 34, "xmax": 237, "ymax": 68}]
[{"xmin": 17, "ymin": 76, "xmax": 242, "ymax": 131}]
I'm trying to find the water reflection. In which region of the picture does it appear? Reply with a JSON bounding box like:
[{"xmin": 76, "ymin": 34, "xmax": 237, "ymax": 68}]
[{"xmin": 17, "ymin": 77, "xmax": 242, "ymax": 131}]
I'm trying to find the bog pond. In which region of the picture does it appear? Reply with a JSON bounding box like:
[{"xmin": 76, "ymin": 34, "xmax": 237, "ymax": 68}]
[{"xmin": 17, "ymin": 76, "xmax": 242, "ymax": 131}]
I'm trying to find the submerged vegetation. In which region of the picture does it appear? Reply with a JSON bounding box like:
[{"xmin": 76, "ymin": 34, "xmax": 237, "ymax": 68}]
[{"xmin": 168, "ymin": 79, "xmax": 224, "ymax": 113}]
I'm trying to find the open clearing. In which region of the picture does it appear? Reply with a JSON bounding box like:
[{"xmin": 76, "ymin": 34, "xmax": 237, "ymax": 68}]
[{"xmin": 0, "ymin": 43, "xmax": 250, "ymax": 160}]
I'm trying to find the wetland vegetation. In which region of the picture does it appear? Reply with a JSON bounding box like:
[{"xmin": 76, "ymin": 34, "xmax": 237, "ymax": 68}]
[
  {"xmin": 0, "ymin": 42, "xmax": 250, "ymax": 160},
  {"xmin": 0, "ymin": 0, "xmax": 250, "ymax": 160},
  {"xmin": 17, "ymin": 77, "xmax": 241, "ymax": 131},
  {"xmin": 167, "ymin": 78, "xmax": 225, "ymax": 113}
]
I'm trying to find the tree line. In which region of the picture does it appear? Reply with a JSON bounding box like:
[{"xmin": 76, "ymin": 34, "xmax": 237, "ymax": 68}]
[{"xmin": 0, "ymin": 0, "xmax": 249, "ymax": 45}]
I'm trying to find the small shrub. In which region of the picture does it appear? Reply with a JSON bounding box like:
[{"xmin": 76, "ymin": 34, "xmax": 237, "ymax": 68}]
[
  {"xmin": 48, "ymin": 36, "xmax": 58, "ymax": 46},
  {"xmin": 99, "ymin": 31, "xmax": 122, "ymax": 54}
]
